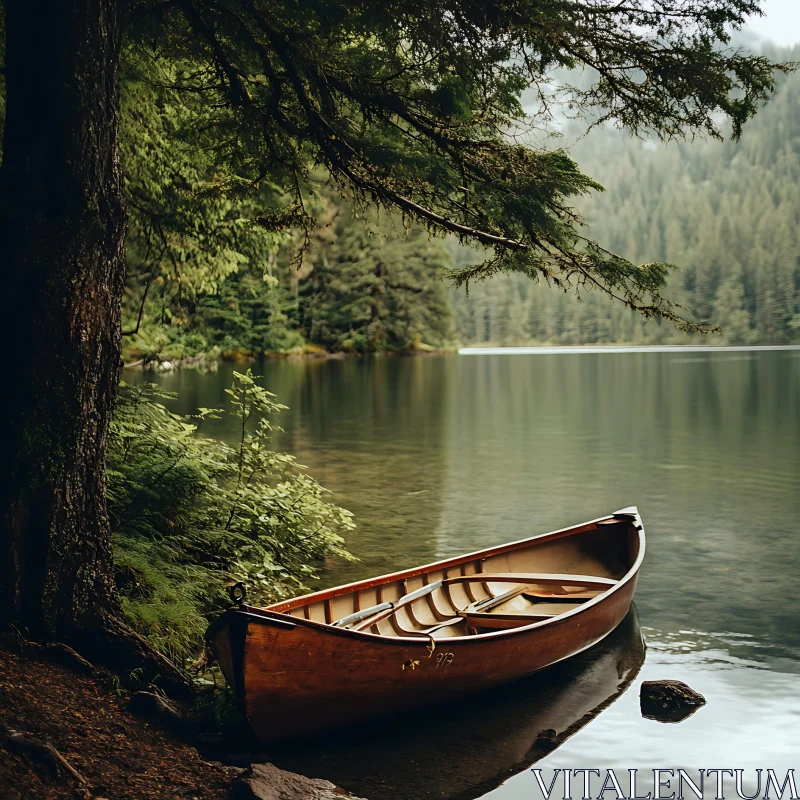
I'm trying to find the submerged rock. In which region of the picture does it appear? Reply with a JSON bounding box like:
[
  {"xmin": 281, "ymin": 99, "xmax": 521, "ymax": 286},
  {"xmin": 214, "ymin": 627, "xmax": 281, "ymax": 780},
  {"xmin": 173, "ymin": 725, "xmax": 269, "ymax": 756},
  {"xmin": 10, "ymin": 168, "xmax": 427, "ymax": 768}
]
[
  {"xmin": 533, "ymin": 728, "xmax": 560, "ymax": 753},
  {"xmin": 640, "ymin": 679, "xmax": 706, "ymax": 723},
  {"xmin": 233, "ymin": 763, "xmax": 366, "ymax": 800}
]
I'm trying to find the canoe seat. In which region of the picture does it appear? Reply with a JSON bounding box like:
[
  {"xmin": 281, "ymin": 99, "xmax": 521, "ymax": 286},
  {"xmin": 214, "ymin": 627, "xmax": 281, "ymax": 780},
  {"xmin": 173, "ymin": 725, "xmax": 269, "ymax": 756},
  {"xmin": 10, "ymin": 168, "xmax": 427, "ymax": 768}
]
[
  {"xmin": 445, "ymin": 572, "xmax": 617, "ymax": 590},
  {"xmin": 459, "ymin": 598, "xmax": 588, "ymax": 630},
  {"xmin": 461, "ymin": 608, "xmax": 568, "ymax": 630},
  {"xmin": 452, "ymin": 573, "xmax": 617, "ymax": 631}
]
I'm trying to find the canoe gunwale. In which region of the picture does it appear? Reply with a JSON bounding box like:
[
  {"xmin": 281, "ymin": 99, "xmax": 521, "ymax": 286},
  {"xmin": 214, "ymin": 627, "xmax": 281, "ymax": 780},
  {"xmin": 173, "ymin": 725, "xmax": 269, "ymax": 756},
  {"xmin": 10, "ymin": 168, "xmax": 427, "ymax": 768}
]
[{"xmin": 233, "ymin": 507, "xmax": 645, "ymax": 644}]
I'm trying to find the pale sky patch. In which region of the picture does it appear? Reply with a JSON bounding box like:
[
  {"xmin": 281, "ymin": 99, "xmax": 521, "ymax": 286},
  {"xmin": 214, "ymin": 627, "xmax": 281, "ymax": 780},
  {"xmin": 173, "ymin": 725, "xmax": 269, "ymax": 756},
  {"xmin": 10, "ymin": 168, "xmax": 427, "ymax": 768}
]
[{"xmin": 747, "ymin": 0, "xmax": 800, "ymax": 46}]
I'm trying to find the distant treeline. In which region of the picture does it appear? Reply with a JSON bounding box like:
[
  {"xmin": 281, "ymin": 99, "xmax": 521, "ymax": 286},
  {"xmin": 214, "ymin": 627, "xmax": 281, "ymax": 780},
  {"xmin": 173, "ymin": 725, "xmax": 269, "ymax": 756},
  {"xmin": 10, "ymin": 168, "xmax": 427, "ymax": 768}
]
[{"xmin": 123, "ymin": 44, "xmax": 800, "ymax": 358}]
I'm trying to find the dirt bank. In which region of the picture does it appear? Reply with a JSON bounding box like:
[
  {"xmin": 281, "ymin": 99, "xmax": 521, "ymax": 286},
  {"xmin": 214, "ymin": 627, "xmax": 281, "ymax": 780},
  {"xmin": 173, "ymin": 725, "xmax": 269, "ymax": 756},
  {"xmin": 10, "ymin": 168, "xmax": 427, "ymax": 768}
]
[{"xmin": 0, "ymin": 640, "xmax": 236, "ymax": 799}]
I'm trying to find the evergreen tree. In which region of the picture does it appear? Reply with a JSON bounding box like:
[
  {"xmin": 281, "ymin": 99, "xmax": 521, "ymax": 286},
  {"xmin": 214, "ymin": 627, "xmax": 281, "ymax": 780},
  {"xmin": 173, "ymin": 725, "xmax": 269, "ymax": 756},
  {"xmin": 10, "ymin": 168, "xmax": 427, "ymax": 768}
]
[{"xmin": 300, "ymin": 206, "xmax": 453, "ymax": 352}]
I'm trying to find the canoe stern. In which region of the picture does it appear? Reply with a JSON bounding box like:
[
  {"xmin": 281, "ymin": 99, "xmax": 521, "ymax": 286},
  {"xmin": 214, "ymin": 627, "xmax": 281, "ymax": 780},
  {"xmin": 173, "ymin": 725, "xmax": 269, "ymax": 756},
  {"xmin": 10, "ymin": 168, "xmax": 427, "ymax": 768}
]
[{"xmin": 205, "ymin": 609, "xmax": 249, "ymax": 697}]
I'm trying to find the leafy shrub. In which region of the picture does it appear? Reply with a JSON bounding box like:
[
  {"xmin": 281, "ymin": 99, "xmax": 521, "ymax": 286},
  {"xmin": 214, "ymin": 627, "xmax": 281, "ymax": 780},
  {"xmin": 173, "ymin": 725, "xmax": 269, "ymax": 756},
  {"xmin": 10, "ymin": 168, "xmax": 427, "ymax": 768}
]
[{"xmin": 107, "ymin": 370, "xmax": 355, "ymax": 666}]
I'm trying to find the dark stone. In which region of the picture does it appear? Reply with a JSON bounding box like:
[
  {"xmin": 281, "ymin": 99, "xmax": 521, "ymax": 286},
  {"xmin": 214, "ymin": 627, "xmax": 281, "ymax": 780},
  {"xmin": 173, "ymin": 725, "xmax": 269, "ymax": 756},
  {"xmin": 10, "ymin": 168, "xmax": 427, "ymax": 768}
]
[
  {"xmin": 640, "ymin": 679, "xmax": 706, "ymax": 723},
  {"xmin": 534, "ymin": 728, "xmax": 559, "ymax": 752},
  {"xmin": 128, "ymin": 691, "xmax": 187, "ymax": 734},
  {"xmin": 232, "ymin": 763, "xmax": 366, "ymax": 800},
  {"xmin": 203, "ymin": 760, "xmax": 248, "ymax": 776}
]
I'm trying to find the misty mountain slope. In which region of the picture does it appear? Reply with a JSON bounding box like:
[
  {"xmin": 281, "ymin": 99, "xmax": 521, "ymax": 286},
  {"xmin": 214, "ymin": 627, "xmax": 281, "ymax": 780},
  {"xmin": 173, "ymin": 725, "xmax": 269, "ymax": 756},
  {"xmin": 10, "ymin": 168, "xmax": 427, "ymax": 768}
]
[{"xmin": 452, "ymin": 44, "xmax": 800, "ymax": 346}]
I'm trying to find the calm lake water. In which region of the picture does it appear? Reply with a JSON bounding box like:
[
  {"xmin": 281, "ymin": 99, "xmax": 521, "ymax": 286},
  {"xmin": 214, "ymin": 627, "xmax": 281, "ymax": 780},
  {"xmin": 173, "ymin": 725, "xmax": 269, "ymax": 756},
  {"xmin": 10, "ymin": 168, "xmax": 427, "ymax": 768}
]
[{"xmin": 128, "ymin": 350, "xmax": 800, "ymax": 799}]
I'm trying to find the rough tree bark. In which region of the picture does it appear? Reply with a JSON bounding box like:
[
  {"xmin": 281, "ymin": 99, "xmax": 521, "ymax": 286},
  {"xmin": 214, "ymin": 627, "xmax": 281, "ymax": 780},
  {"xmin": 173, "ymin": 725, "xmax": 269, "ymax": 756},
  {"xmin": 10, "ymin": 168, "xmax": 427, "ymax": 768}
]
[{"xmin": 0, "ymin": 0, "xmax": 187, "ymax": 695}]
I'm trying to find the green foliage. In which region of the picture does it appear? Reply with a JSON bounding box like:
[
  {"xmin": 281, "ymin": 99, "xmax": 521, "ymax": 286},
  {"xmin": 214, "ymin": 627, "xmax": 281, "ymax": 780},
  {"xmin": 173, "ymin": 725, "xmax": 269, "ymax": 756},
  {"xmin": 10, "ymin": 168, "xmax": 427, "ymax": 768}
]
[
  {"xmin": 124, "ymin": 190, "xmax": 455, "ymax": 358},
  {"xmin": 120, "ymin": 47, "xmax": 294, "ymax": 349},
  {"xmin": 120, "ymin": 32, "xmax": 798, "ymax": 355},
  {"xmin": 107, "ymin": 371, "xmax": 355, "ymax": 664},
  {"xmin": 187, "ymin": 266, "xmax": 306, "ymax": 356},
  {"xmin": 452, "ymin": 42, "xmax": 800, "ymax": 347},
  {"xmin": 297, "ymin": 203, "xmax": 454, "ymax": 352}
]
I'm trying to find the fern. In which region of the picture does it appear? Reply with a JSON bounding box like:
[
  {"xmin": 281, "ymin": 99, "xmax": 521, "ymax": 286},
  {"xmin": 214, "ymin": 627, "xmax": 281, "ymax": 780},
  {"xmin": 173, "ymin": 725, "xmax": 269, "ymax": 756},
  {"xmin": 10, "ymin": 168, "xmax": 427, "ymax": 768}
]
[{"xmin": 108, "ymin": 371, "xmax": 355, "ymax": 667}]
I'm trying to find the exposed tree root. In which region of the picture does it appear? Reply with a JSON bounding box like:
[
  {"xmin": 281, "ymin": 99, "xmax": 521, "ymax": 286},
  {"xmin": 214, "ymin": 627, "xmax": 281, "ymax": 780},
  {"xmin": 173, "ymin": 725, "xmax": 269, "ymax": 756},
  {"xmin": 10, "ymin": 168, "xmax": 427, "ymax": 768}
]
[
  {"xmin": 67, "ymin": 615, "xmax": 193, "ymax": 700},
  {"xmin": 14, "ymin": 638, "xmax": 98, "ymax": 677},
  {"xmin": 6, "ymin": 613, "xmax": 193, "ymax": 700},
  {"xmin": 0, "ymin": 723, "xmax": 93, "ymax": 798}
]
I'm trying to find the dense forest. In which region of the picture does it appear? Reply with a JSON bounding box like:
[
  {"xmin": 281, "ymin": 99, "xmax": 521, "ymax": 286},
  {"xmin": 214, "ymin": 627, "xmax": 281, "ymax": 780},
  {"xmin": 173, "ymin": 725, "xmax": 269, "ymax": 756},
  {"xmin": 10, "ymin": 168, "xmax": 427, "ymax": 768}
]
[
  {"xmin": 121, "ymin": 54, "xmax": 456, "ymax": 362},
  {"xmin": 123, "ymin": 43, "xmax": 800, "ymax": 358},
  {"xmin": 185, "ymin": 202, "xmax": 453, "ymax": 356}
]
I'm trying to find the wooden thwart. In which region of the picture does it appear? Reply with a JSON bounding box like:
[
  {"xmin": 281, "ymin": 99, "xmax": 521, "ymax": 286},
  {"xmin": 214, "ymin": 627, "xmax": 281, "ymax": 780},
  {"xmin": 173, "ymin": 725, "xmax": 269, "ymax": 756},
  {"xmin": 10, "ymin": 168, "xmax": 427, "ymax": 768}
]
[
  {"xmin": 461, "ymin": 610, "xmax": 565, "ymax": 630},
  {"xmin": 446, "ymin": 573, "xmax": 618, "ymax": 589},
  {"xmin": 455, "ymin": 574, "xmax": 615, "ymax": 631}
]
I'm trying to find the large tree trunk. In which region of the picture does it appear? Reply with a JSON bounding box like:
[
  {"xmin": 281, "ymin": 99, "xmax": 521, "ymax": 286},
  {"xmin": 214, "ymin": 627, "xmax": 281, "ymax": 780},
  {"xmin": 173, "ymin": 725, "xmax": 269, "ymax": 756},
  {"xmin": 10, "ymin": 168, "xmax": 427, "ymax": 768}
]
[{"xmin": 0, "ymin": 0, "xmax": 187, "ymax": 694}]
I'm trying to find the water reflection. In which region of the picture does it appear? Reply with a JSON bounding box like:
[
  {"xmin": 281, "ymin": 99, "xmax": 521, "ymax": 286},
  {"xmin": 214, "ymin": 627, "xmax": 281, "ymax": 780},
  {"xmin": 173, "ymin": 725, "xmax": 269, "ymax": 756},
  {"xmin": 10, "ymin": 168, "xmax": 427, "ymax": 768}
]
[
  {"xmin": 431, "ymin": 353, "xmax": 800, "ymax": 667},
  {"xmin": 130, "ymin": 352, "xmax": 800, "ymax": 661},
  {"xmin": 267, "ymin": 608, "xmax": 644, "ymax": 800}
]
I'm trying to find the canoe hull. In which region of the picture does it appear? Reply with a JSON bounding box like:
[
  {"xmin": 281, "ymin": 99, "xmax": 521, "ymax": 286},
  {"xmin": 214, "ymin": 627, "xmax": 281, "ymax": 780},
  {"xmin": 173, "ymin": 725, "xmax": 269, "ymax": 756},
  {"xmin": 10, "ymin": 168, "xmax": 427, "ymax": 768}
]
[
  {"xmin": 206, "ymin": 510, "xmax": 644, "ymax": 740},
  {"xmin": 267, "ymin": 607, "xmax": 645, "ymax": 800}
]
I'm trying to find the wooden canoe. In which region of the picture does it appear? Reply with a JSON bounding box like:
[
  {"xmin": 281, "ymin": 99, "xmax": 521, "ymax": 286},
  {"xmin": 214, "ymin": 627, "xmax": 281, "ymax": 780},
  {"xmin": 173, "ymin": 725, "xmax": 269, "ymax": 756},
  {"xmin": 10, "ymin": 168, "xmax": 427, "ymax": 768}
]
[{"xmin": 205, "ymin": 507, "xmax": 645, "ymax": 740}]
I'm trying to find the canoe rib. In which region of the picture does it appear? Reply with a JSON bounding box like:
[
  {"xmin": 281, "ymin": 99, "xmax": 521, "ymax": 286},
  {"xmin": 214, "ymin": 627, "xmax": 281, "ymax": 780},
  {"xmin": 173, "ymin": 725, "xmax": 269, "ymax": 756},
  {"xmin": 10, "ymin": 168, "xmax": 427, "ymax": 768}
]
[{"xmin": 333, "ymin": 580, "xmax": 444, "ymax": 630}]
